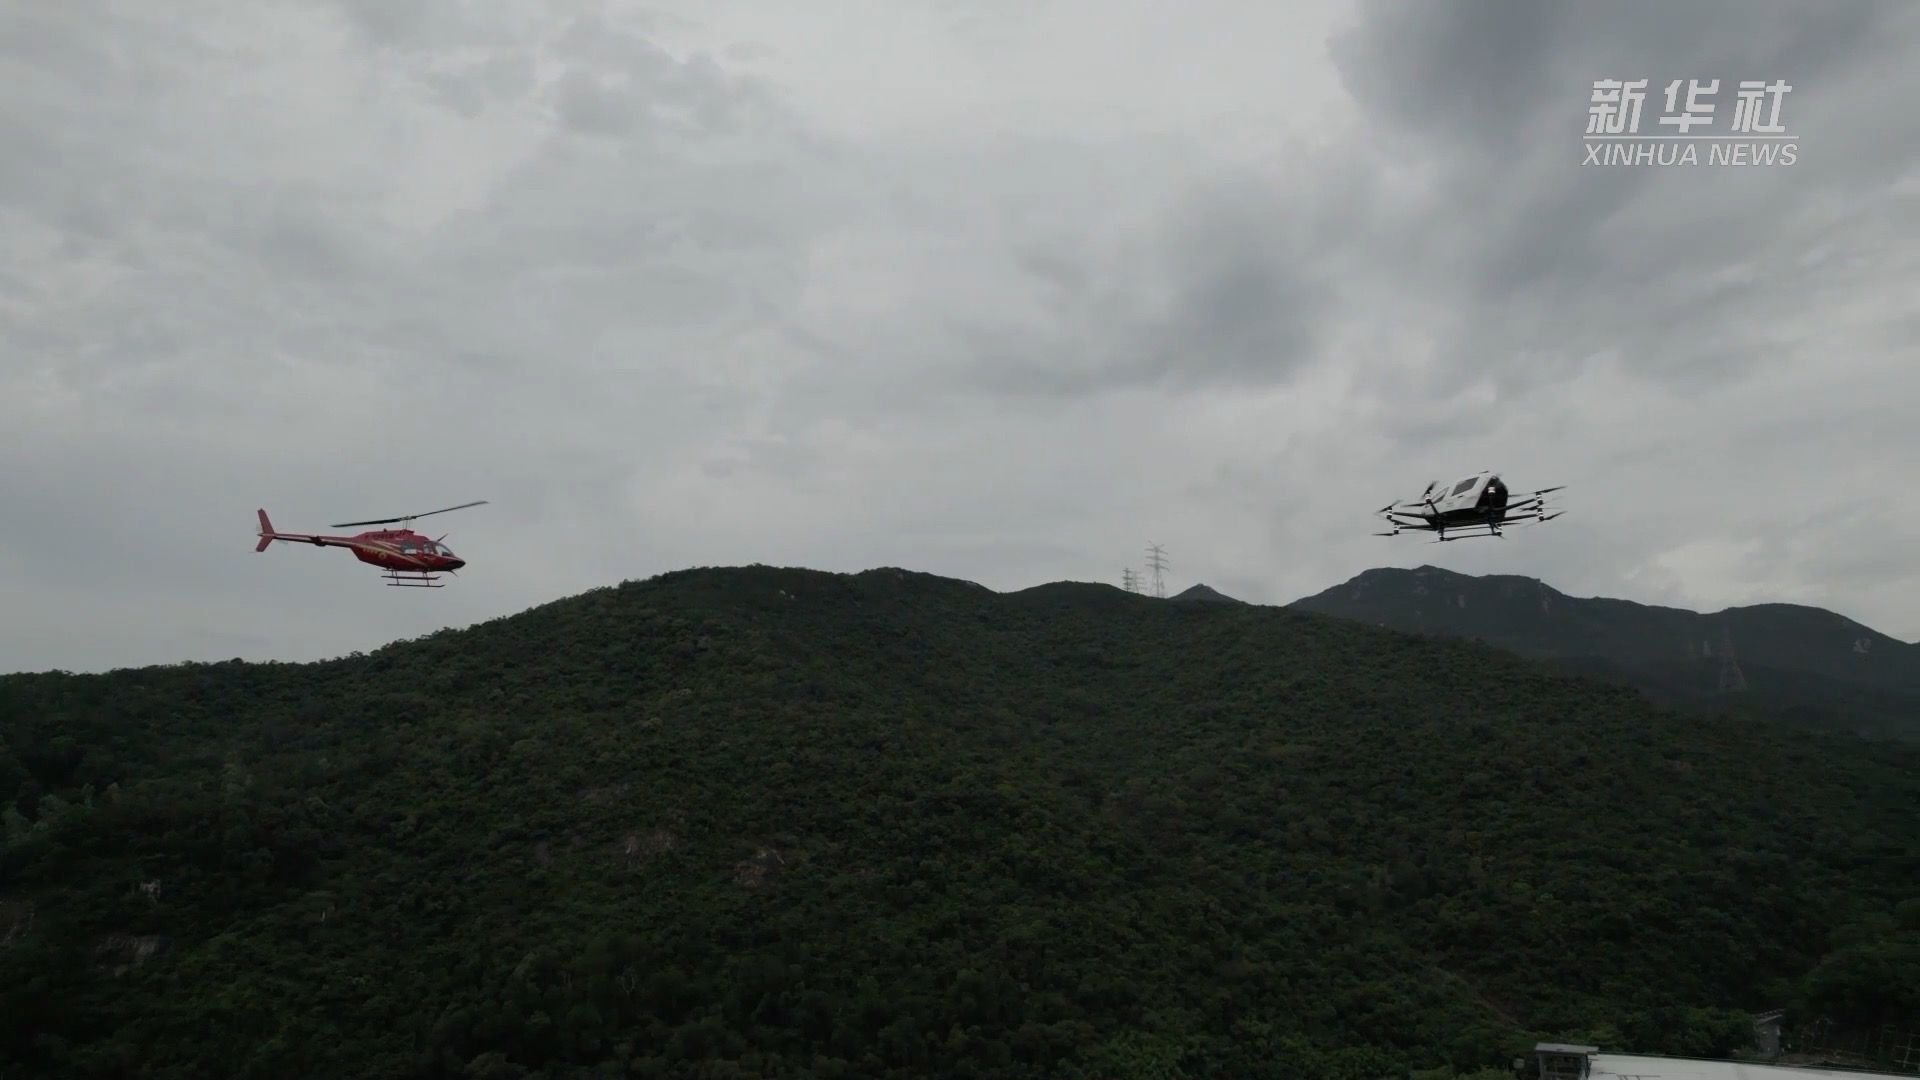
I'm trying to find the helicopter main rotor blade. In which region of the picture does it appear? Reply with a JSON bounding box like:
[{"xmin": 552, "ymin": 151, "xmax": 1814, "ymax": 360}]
[{"xmin": 332, "ymin": 500, "xmax": 489, "ymax": 528}]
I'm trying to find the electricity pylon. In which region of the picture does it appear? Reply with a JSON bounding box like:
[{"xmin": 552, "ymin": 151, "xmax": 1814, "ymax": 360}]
[{"xmin": 1145, "ymin": 543, "xmax": 1168, "ymax": 598}]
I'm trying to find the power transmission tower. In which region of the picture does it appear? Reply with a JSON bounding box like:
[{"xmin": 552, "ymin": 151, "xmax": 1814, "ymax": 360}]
[
  {"xmin": 1122, "ymin": 568, "xmax": 1140, "ymax": 594},
  {"xmin": 1145, "ymin": 543, "xmax": 1168, "ymax": 598}
]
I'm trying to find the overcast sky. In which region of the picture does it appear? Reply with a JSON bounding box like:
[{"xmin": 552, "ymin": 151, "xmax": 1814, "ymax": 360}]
[{"xmin": 4, "ymin": 0, "xmax": 1917, "ymax": 674}]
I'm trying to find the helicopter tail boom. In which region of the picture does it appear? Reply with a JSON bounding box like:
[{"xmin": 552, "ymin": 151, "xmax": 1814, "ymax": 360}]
[{"xmin": 253, "ymin": 510, "xmax": 336, "ymax": 550}]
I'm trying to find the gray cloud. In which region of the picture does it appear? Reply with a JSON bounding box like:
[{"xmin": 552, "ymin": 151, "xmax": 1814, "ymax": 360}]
[
  {"xmin": 1, "ymin": 0, "xmax": 1915, "ymax": 674},
  {"xmin": 1329, "ymin": 0, "xmax": 1919, "ymax": 399}
]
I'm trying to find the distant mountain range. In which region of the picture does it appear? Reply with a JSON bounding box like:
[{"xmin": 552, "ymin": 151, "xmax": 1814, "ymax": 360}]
[{"xmin": 1288, "ymin": 565, "xmax": 1920, "ymax": 742}]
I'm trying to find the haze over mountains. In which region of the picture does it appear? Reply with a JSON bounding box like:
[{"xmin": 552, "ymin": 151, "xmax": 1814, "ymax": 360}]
[
  {"xmin": 3, "ymin": 564, "xmax": 1916, "ymax": 1079},
  {"xmin": 1288, "ymin": 565, "xmax": 1920, "ymax": 743}
]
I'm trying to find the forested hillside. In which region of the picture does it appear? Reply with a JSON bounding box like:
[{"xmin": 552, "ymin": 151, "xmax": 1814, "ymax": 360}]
[
  {"xmin": 3, "ymin": 565, "xmax": 1916, "ymax": 1080},
  {"xmin": 1291, "ymin": 565, "xmax": 1920, "ymax": 742}
]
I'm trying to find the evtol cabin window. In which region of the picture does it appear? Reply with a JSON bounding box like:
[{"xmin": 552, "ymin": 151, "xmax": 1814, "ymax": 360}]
[{"xmin": 1451, "ymin": 478, "xmax": 1477, "ymax": 495}]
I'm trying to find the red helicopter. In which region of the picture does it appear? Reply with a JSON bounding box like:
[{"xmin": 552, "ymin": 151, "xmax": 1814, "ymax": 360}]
[{"xmin": 254, "ymin": 500, "xmax": 486, "ymax": 587}]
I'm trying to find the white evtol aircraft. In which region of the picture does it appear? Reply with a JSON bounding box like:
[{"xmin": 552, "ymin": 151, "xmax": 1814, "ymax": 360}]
[{"xmin": 1374, "ymin": 471, "xmax": 1564, "ymax": 542}]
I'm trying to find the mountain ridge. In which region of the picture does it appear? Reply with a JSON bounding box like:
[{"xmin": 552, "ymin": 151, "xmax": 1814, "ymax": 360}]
[
  {"xmin": 1334, "ymin": 564, "xmax": 1910, "ymax": 638},
  {"xmin": 1288, "ymin": 564, "xmax": 1920, "ymax": 741},
  {"xmin": 1168, "ymin": 583, "xmax": 1243, "ymax": 604}
]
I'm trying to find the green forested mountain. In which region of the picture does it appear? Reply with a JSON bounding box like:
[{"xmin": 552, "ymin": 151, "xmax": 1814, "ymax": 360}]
[
  {"xmin": 3, "ymin": 565, "xmax": 1916, "ymax": 1080},
  {"xmin": 1290, "ymin": 565, "xmax": 1920, "ymax": 742}
]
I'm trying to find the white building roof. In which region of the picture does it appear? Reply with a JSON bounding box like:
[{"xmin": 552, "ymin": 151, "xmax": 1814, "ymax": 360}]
[{"xmin": 1592, "ymin": 1053, "xmax": 1910, "ymax": 1080}]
